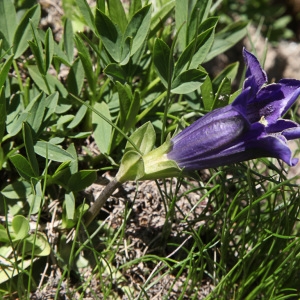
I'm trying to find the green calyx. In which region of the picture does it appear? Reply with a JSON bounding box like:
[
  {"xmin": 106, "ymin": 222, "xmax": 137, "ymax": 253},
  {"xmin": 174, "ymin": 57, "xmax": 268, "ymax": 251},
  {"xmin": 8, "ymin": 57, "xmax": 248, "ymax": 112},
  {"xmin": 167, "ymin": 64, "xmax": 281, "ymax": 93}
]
[{"xmin": 115, "ymin": 122, "xmax": 181, "ymax": 183}]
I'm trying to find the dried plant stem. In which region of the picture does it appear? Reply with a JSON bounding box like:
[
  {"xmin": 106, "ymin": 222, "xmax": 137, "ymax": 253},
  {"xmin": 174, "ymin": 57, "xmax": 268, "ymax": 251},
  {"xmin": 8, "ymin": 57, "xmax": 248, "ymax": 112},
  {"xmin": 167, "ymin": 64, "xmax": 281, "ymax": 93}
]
[{"xmin": 83, "ymin": 178, "xmax": 122, "ymax": 227}]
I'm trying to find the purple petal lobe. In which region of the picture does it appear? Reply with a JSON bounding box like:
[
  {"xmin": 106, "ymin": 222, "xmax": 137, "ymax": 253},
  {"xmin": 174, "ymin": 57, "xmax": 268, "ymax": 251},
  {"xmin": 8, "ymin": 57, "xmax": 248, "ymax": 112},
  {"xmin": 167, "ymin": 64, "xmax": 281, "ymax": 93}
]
[{"xmin": 243, "ymin": 48, "xmax": 267, "ymax": 92}]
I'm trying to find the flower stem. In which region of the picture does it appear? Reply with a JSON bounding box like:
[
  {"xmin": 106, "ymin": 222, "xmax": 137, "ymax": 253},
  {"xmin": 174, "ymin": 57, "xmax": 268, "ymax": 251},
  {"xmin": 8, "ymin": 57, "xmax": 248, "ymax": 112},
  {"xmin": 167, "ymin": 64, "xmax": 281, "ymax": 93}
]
[{"xmin": 83, "ymin": 178, "xmax": 122, "ymax": 227}]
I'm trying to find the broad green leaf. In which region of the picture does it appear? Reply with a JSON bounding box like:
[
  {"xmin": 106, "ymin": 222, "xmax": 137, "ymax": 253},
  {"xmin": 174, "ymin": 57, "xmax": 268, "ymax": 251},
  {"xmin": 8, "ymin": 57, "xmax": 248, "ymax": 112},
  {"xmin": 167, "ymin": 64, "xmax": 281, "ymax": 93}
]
[
  {"xmin": 104, "ymin": 63, "xmax": 126, "ymax": 84},
  {"xmin": 67, "ymin": 102, "xmax": 87, "ymax": 129},
  {"xmin": 9, "ymin": 154, "xmax": 36, "ymax": 180},
  {"xmin": 92, "ymin": 102, "xmax": 112, "ymax": 154},
  {"xmin": 175, "ymin": 0, "xmax": 188, "ymax": 51},
  {"xmin": 129, "ymin": 0, "xmax": 142, "ymax": 19},
  {"xmin": 0, "ymin": 258, "xmax": 34, "ymax": 284},
  {"xmin": 28, "ymin": 181, "xmax": 43, "ymax": 215},
  {"xmin": 74, "ymin": 35, "xmax": 95, "ymax": 92},
  {"xmin": 64, "ymin": 18, "xmax": 74, "ymax": 63},
  {"xmin": 125, "ymin": 121, "xmax": 155, "ymax": 155},
  {"xmin": 212, "ymin": 61, "xmax": 239, "ymax": 91},
  {"xmin": 12, "ymin": 215, "xmax": 29, "ymax": 241},
  {"xmin": 187, "ymin": 0, "xmax": 212, "ymax": 44},
  {"xmin": 0, "ymin": 86, "xmax": 6, "ymax": 143},
  {"xmin": 200, "ymin": 75, "xmax": 214, "ymax": 111},
  {"xmin": 0, "ymin": 0, "xmax": 17, "ymax": 47},
  {"xmin": 123, "ymin": 4, "xmax": 151, "ymax": 56},
  {"xmin": 76, "ymin": 0, "xmax": 95, "ymax": 32},
  {"xmin": 28, "ymin": 40, "xmax": 45, "ymax": 75},
  {"xmin": 212, "ymin": 77, "xmax": 231, "ymax": 109},
  {"xmin": 153, "ymin": 38, "xmax": 172, "ymax": 88},
  {"xmin": 116, "ymin": 82, "xmax": 132, "ymax": 128},
  {"xmin": 95, "ymin": 8, "xmax": 123, "ymax": 62},
  {"xmin": 205, "ymin": 21, "xmax": 248, "ymax": 62},
  {"xmin": 45, "ymin": 28, "xmax": 54, "ymax": 72},
  {"xmin": 66, "ymin": 143, "xmax": 78, "ymax": 174},
  {"xmin": 27, "ymin": 65, "xmax": 68, "ymax": 97},
  {"xmin": 23, "ymin": 123, "xmax": 39, "ymax": 176},
  {"xmin": 67, "ymin": 170, "xmax": 97, "ymax": 192},
  {"xmin": 25, "ymin": 233, "xmax": 51, "ymax": 256},
  {"xmin": 1, "ymin": 181, "xmax": 32, "ymax": 199},
  {"xmin": 13, "ymin": 4, "xmax": 41, "ymax": 58},
  {"xmin": 124, "ymin": 90, "xmax": 140, "ymax": 132},
  {"xmin": 25, "ymin": 93, "xmax": 47, "ymax": 135},
  {"xmin": 171, "ymin": 69, "xmax": 207, "ymax": 94},
  {"xmin": 65, "ymin": 192, "xmax": 75, "ymax": 219},
  {"xmin": 107, "ymin": 0, "xmax": 128, "ymax": 33},
  {"xmin": 0, "ymin": 54, "xmax": 14, "ymax": 88},
  {"xmin": 67, "ymin": 58, "xmax": 84, "ymax": 95},
  {"xmin": 149, "ymin": 1, "xmax": 174, "ymax": 38},
  {"xmin": 174, "ymin": 26, "xmax": 215, "ymax": 78},
  {"xmin": 34, "ymin": 141, "xmax": 75, "ymax": 162}
]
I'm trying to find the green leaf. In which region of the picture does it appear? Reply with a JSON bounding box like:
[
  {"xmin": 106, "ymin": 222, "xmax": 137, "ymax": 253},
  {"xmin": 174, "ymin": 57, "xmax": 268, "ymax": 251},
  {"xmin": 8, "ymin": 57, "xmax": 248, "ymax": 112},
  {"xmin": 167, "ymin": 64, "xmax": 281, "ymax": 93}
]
[
  {"xmin": 0, "ymin": 0, "xmax": 17, "ymax": 46},
  {"xmin": 67, "ymin": 58, "xmax": 84, "ymax": 95},
  {"xmin": 74, "ymin": 35, "xmax": 96, "ymax": 92},
  {"xmin": 45, "ymin": 28, "xmax": 54, "ymax": 72},
  {"xmin": 123, "ymin": 4, "xmax": 151, "ymax": 56},
  {"xmin": 25, "ymin": 232, "xmax": 51, "ymax": 256},
  {"xmin": 153, "ymin": 38, "xmax": 172, "ymax": 88},
  {"xmin": 116, "ymin": 82, "xmax": 132, "ymax": 128},
  {"xmin": 23, "ymin": 123, "xmax": 39, "ymax": 176},
  {"xmin": 0, "ymin": 87, "xmax": 6, "ymax": 143},
  {"xmin": 9, "ymin": 154, "xmax": 37, "ymax": 180},
  {"xmin": 187, "ymin": 0, "xmax": 212, "ymax": 44},
  {"xmin": 27, "ymin": 65, "xmax": 68, "ymax": 97},
  {"xmin": 67, "ymin": 101, "xmax": 87, "ymax": 129},
  {"xmin": 67, "ymin": 170, "xmax": 97, "ymax": 192},
  {"xmin": 149, "ymin": 1, "xmax": 174, "ymax": 38},
  {"xmin": 107, "ymin": 0, "xmax": 128, "ymax": 33},
  {"xmin": 13, "ymin": 4, "xmax": 41, "ymax": 58},
  {"xmin": 200, "ymin": 75, "xmax": 214, "ymax": 111},
  {"xmin": 175, "ymin": 0, "xmax": 188, "ymax": 51},
  {"xmin": 1, "ymin": 181, "xmax": 32, "ymax": 199},
  {"xmin": 65, "ymin": 192, "xmax": 75, "ymax": 219},
  {"xmin": 64, "ymin": 18, "xmax": 74, "ymax": 63},
  {"xmin": 171, "ymin": 69, "xmax": 207, "ymax": 94},
  {"xmin": 124, "ymin": 90, "xmax": 140, "ymax": 132},
  {"xmin": 212, "ymin": 61, "xmax": 239, "ymax": 91},
  {"xmin": 129, "ymin": 0, "xmax": 142, "ymax": 19},
  {"xmin": 76, "ymin": 0, "xmax": 95, "ymax": 32},
  {"xmin": 205, "ymin": 21, "xmax": 248, "ymax": 62},
  {"xmin": 0, "ymin": 54, "xmax": 14, "ymax": 88},
  {"xmin": 12, "ymin": 215, "xmax": 29, "ymax": 241},
  {"xmin": 212, "ymin": 77, "xmax": 231, "ymax": 109},
  {"xmin": 125, "ymin": 122, "xmax": 155, "ymax": 156},
  {"xmin": 34, "ymin": 141, "xmax": 76, "ymax": 162},
  {"xmin": 92, "ymin": 102, "xmax": 112, "ymax": 154},
  {"xmin": 28, "ymin": 182, "xmax": 43, "ymax": 215},
  {"xmin": 25, "ymin": 93, "xmax": 47, "ymax": 135},
  {"xmin": 95, "ymin": 8, "xmax": 123, "ymax": 62},
  {"xmin": 174, "ymin": 26, "xmax": 215, "ymax": 78},
  {"xmin": 104, "ymin": 63, "xmax": 126, "ymax": 83}
]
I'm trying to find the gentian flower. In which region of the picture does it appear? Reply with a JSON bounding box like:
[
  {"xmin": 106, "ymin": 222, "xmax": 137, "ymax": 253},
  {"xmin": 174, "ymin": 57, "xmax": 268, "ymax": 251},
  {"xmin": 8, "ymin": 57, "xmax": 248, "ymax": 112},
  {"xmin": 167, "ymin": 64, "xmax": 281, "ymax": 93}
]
[{"xmin": 167, "ymin": 48, "xmax": 300, "ymax": 170}]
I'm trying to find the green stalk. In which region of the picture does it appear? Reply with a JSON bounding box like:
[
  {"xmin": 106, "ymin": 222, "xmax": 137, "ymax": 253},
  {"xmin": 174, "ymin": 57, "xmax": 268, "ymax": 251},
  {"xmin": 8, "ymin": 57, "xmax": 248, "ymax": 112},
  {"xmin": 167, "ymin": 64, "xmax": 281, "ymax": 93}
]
[{"xmin": 83, "ymin": 178, "xmax": 122, "ymax": 227}]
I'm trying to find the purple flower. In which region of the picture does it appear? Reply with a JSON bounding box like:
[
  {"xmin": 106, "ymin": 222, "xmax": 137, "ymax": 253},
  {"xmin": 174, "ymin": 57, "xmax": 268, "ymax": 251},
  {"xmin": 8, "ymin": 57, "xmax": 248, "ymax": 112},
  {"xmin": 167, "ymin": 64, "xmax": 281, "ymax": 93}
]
[{"xmin": 167, "ymin": 48, "xmax": 300, "ymax": 170}]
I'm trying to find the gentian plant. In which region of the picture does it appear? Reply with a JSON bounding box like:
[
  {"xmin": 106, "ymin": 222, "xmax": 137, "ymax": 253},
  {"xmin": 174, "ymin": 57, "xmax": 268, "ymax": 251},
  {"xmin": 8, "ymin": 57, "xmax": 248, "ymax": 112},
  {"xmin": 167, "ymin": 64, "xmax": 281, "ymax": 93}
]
[{"xmin": 84, "ymin": 48, "xmax": 300, "ymax": 227}]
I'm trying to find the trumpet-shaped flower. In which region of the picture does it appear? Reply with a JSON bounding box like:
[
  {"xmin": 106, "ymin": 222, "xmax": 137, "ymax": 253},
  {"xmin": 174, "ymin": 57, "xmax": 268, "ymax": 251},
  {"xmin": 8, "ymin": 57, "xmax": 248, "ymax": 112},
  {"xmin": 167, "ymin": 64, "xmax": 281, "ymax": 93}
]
[{"xmin": 167, "ymin": 48, "xmax": 300, "ymax": 170}]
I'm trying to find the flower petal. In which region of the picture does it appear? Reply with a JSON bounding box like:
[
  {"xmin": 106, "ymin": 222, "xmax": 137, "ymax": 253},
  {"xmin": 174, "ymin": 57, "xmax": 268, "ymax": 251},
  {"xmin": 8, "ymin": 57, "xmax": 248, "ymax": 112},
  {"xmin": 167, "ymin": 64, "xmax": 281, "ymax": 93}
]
[
  {"xmin": 243, "ymin": 48, "xmax": 267, "ymax": 93},
  {"xmin": 246, "ymin": 82, "xmax": 300, "ymax": 124}
]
